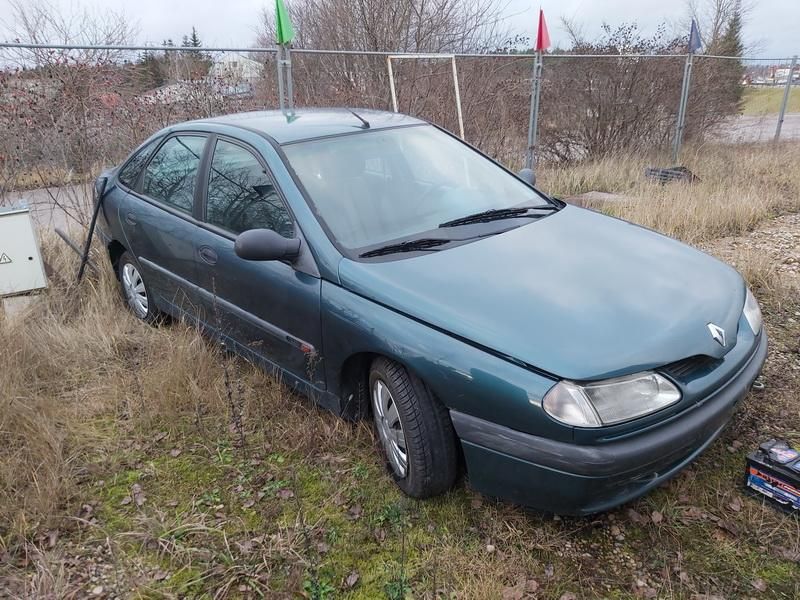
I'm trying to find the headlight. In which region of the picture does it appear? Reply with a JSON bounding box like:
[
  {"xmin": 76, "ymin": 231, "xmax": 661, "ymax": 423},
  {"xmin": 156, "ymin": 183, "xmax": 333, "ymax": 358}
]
[
  {"xmin": 542, "ymin": 372, "xmax": 681, "ymax": 427},
  {"xmin": 743, "ymin": 288, "xmax": 762, "ymax": 335}
]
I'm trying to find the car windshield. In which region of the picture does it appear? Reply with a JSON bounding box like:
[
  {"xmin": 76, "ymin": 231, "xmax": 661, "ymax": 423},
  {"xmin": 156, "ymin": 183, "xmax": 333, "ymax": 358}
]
[{"xmin": 282, "ymin": 125, "xmax": 551, "ymax": 251}]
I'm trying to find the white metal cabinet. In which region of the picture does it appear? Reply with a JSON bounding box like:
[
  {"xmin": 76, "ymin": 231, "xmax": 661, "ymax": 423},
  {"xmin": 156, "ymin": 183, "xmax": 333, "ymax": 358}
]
[{"xmin": 0, "ymin": 206, "xmax": 48, "ymax": 297}]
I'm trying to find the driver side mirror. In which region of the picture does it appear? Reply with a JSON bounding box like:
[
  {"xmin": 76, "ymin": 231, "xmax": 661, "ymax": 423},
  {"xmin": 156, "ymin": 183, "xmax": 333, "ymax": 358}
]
[
  {"xmin": 234, "ymin": 228, "xmax": 301, "ymax": 262},
  {"xmin": 517, "ymin": 168, "xmax": 536, "ymax": 186}
]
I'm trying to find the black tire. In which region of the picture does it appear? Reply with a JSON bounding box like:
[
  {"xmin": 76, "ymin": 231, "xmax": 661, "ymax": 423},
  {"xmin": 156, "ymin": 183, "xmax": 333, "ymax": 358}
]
[
  {"xmin": 117, "ymin": 251, "xmax": 160, "ymax": 324},
  {"xmin": 369, "ymin": 357, "xmax": 458, "ymax": 498}
]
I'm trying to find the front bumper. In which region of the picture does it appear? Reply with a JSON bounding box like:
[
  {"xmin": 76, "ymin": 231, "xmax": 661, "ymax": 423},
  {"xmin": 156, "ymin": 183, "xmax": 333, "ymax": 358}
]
[{"xmin": 452, "ymin": 332, "xmax": 768, "ymax": 515}]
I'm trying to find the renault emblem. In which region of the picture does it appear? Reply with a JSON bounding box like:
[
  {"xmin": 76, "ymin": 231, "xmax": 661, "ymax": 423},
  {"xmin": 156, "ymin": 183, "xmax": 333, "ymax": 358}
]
[{"xmin": 707, "ymin": 323, "xmax": 726, "ymax": 347}]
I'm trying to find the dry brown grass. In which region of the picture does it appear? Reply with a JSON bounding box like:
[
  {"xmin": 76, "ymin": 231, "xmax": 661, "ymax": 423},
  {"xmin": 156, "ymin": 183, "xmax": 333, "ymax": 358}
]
[{"xmin": 539, "ymin": 142, "xmax": 800, "ymax": 244}]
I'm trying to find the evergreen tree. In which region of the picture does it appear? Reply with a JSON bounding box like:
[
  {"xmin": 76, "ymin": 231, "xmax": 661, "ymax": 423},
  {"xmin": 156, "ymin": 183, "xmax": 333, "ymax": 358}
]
[
  {"xmin": 189, "ymin": 27, "xmax": 202, "ymax": 48},
  {"xmin": 718, "ymin": 9, "xmax": 745, "ymax": 108}
]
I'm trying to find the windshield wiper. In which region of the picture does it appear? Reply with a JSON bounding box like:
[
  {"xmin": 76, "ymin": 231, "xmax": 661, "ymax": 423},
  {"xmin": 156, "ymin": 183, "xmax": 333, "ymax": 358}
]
[
  {"xmin": 359, "ymin": 238, "xmax": 451, "ymax": 258},
  {"xmin": 438, "ymin": 206, "xmax": 556, "ymax": 228}
]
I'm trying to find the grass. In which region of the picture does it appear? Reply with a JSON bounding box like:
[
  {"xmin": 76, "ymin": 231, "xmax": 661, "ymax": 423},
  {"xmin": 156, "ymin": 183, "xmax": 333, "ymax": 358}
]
[
  {"xmin": 2, "ymin": 143, "xmax": 800, "ymax": 598},
  {"xmin": 742, "ymin": 86, "xmax": 800, "ymax": 116}
]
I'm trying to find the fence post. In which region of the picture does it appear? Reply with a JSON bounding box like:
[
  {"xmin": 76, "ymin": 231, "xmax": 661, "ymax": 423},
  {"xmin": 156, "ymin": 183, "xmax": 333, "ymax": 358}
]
[
  {"xmin": 672, "ymin": 52, "xmax": 694, "ymax": 163},
  {"xmin": 775, "ymin": 54, "xmax": 798, "ymax": 142},
  {"xmin": 525, "ymin": 50, "xmax": 544, "ymax": 170}
]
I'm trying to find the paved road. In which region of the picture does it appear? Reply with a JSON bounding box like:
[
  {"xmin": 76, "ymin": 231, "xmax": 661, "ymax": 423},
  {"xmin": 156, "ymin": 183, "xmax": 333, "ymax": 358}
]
[
  {"xmin": 3, "ymin": 183, "xmax": 91, "ymax": 232},
  {"xmin": 712, "ymin": 112, "xmax": 800, "ymax": 142}
]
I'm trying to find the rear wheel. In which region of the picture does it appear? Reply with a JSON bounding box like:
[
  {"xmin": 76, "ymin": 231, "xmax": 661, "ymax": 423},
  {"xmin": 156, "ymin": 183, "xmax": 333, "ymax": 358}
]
[
  {"xmin": 369, "ymin": 357, "xmax": 458, "ymax": 498},
  {"xmin": 118, "ymin": 251, "xmax": 159, "ymax": 324}
]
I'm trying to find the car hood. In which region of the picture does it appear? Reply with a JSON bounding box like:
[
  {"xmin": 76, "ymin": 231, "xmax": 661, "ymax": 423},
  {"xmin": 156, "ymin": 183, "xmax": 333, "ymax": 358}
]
[{"xmin": 338, "ymin": 205, "xmax": 745, "ymax": 380}]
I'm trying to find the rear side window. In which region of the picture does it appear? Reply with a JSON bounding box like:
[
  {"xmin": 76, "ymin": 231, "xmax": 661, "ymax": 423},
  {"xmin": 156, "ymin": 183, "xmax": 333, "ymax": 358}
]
[
  {"xmin": 118, "ymin": 137, "xmax": 160, "ymax": 189},
  {"xmin": 142, "ymin": 135, "xmax": 206, "ymax": 213},
  {"xmin": 205, "ymin": 139, "xmax": 293, "ymax": 237}
]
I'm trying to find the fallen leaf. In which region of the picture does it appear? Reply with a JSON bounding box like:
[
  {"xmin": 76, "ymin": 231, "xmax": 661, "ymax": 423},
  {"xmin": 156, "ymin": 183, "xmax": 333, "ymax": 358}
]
[
  {"xmin": 525, "ymin": 579, "xmax": 539, "ymax": 593},
  {"xmin": 717, "ymin": 519, "xmax": 739, "ymax": 536},
  {"xmin": 169, "ymin": 448, "xmax": 181, "ymax": 457},
  {"xmin": 131, "ymin": 484, "xmax": 146, "ymax": 507},
  {"xmin": 681, "ymin": 505, "xmax": 705, "ymax": 521},
  {"xmin": 651, "ymin": 511, "xmax": 664, "ymax": 524},
  {"xmin": 772, "ymin": 547, "xmax": 800, "ymax": 563},
  {"xmin": 153, "ymin": 431, "xmax": 168, "ymax": 442},
  {"xmin": 91, "ymin": 585, "xmax": 104, "ymax": 596},
  {"xmin": 276, "ymin": 488, "xmax": 294, "ymax": 500},
  {"xmin": 153, "ymin": 570, "xmax": 169, "ymax": 581},
  {"xmin": 317, "ymin": 542, "xmax": 330, "ymax": 554},
  {"xmin": 120, "ymin": 496, "xmax": 132, "ymax": 506},
  {"xmin": 374, "ymin": 528, "xmax": 386, "ymax": 542},
  {"xmin": 501, "ymin": 579, "xmax": 525, "ymax": 600},
  {"xmin": 728, "ymin": 497, "xmax": 742, "ymax": 512},
  {"xmin": 242, "ymin": 499, "xmax": 255, "ymax": 509},
  {"xmin": 751, "ymin": 578, "xmax": 767, "ymax": 592},
  {"xmin": 344, "ymin": 570, "xmax": 360, "ymax": 589},
  {"xmin": 346, "ymin": 504, "xmax": 363, "ymax": 520},
  {"xmin": 627, "ymin": 508, "xmax": 647, "ymax": 524},
  {"xmin": 560, "ymin": 593, "xmax": 577, "ymax": 600}
]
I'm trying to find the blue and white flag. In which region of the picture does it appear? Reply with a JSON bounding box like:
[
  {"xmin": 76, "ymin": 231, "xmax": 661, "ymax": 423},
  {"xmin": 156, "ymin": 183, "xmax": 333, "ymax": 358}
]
[{"xmin": 688, "ymin": 19, "xmax": 702, "ymax": 53}]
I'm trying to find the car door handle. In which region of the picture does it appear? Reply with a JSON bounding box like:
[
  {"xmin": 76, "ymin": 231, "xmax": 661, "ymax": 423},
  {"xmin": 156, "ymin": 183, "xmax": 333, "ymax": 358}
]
[
  {"xmin": 125, "ymin": 213, "xmax": 137, "ymax": 226},
  {"xmin": 198, "ymin": 246, "xmax": 218, "ymax": 265}
]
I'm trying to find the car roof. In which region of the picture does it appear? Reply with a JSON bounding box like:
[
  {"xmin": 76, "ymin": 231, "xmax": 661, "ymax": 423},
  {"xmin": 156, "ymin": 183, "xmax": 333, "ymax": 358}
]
[{"xmin": 190, "ymin": 108, "xmax": 426, "ymax": 144}]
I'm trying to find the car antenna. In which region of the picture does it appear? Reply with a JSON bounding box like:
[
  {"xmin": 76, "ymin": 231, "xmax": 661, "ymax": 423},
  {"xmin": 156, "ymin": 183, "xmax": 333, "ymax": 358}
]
[{"xmin": 348, "ymin": 109, "xmax": 370, "ymax": 129}]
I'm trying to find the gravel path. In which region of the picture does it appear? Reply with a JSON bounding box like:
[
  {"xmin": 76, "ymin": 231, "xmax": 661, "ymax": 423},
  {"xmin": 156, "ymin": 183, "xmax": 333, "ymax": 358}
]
[{"xmin": 700, "ymin": 212, "xmax": 800, "ymax": 290}]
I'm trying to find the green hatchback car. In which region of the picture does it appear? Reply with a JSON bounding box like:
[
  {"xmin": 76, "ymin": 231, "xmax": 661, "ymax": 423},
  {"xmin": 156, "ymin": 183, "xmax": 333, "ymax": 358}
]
[{"xmin": 96, "ymin": 109, "xmax": 767, "ymax": 514}]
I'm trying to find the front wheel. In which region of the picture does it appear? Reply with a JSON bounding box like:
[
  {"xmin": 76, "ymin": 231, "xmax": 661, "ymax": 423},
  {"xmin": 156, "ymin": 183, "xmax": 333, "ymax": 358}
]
[
  {"xmin": 118, "ymin": 251, "xmax": 159, "ymax": 324},
  {"xmin": 369, "ymin": 357, "xmax": 458, "ymax": 498}
]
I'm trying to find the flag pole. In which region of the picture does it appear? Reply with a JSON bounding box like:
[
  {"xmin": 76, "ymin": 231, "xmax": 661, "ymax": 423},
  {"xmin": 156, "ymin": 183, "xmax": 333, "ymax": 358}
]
[
  {"xmin": 525, "ymin": 49, "xmax": 543, "ymax": 170},
  {"xmin": 275, "ymin": 0, "xmax": 294, "ymax": 116},
  {"xmin": 276, "ymin": 45, "xmax": 286, "ymax": 113},
  {"xmin": 285, "ymin": 45, "xmax": 294, "ymax": 114}
]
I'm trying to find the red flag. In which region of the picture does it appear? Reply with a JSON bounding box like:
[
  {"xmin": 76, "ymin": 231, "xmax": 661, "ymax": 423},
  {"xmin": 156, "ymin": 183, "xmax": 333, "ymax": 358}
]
[{"xmin": 535, "ymin": 9, "xmax": 550, "ymax": 52}]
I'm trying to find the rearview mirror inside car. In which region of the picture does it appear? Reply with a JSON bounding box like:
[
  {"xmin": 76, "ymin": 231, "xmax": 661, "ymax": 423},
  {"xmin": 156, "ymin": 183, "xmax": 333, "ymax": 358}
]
[
  {"xmin": 517, "ymin": 168, "xmax": 536, "ymax": 186},
  {"xmin": 234, "ymin": 229, "xmax": 301, "ymax": 262}
]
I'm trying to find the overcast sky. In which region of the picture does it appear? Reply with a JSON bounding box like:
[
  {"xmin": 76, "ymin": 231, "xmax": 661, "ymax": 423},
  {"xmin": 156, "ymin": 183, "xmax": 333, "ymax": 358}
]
[{"xmin": 0, "ymin": 0, "xmax": 797, "ymax": 59}]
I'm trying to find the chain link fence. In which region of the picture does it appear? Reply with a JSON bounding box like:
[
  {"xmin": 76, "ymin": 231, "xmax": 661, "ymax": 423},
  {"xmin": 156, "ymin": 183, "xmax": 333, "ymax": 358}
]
[{"xmin": 1, "ymin": 42, "xmax": 797, "ymax": 216}]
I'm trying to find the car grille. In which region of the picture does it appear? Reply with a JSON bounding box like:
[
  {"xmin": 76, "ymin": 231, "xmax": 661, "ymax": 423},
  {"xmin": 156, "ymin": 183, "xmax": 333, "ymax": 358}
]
[{"xmin": 662, "ymin": 354, "xmax": 722, "ymax": 381}]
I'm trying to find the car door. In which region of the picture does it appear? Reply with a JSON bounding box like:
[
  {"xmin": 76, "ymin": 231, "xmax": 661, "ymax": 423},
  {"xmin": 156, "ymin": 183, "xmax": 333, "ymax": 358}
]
[
  {"xmin": 118, "ymin": 133, "xmax": 208, "ymax": 317},
  {"xmin": 192, "ymin": 135, "xmax": 324, "ymax": 388}
]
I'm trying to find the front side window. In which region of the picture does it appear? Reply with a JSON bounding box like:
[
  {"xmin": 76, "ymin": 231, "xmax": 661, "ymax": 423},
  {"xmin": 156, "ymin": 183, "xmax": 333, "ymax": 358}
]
[
  {"xmin": 205, "ymin": 139, "xmax": 293, "ymax": 237},
  {"xmin": 282, "ymin": 125, "xmax": 551, "ymax": 250},
  {"xmin": 118, "ymin": 137, "xmax": 161, "ymax": 189},
  {"xmin": 142, "ymin": 135, "xmax": 206, "ymax": 213}
]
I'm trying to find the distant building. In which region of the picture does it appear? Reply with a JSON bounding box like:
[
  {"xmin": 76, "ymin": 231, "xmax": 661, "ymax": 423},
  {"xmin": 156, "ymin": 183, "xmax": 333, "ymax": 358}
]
[{"xmin": 208, "ymin": 53, "xmax": 264, "ymax": 83}]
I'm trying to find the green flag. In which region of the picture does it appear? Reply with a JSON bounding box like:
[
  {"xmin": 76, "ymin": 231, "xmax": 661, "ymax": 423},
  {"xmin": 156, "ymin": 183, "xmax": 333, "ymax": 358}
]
[{"xmin": 275, "ymin": 0, "xmax": 294, "ymax": 45}]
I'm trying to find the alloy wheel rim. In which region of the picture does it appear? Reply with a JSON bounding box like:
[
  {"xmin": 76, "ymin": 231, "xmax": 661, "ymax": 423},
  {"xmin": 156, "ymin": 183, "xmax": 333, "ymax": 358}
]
[
  {"xmin": 121, "ymin": 262, "xmax": 148, "ymax": 318},
  {"xmin": 372, "ymin": 379, "xmax": 408, "ymax": 478}
]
